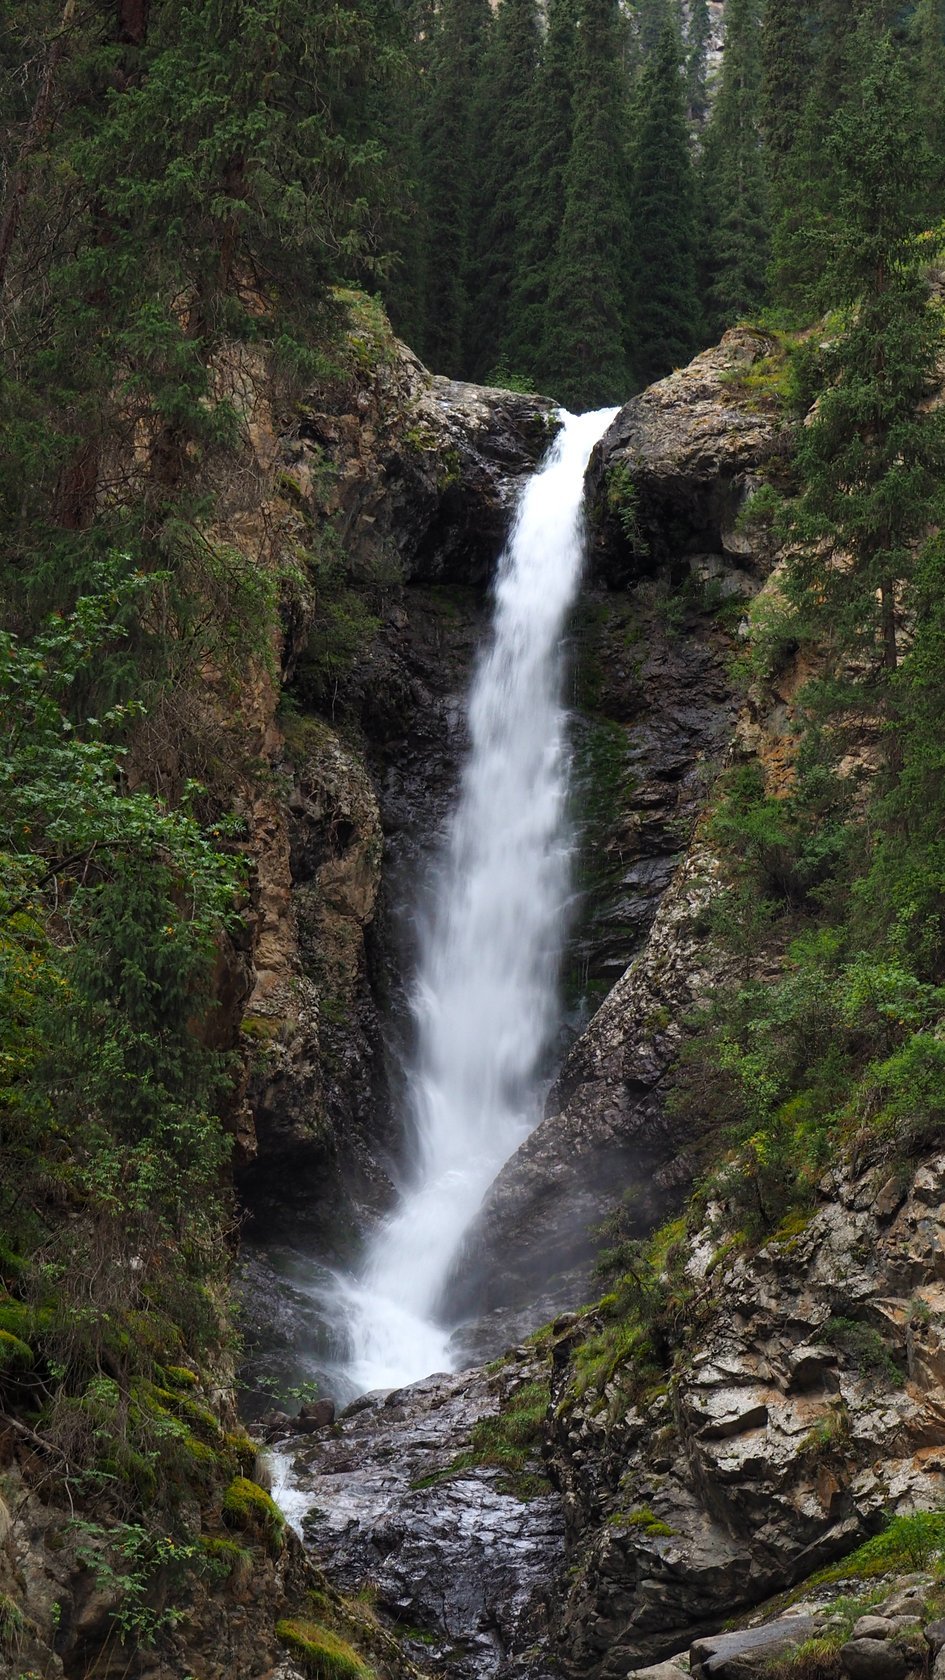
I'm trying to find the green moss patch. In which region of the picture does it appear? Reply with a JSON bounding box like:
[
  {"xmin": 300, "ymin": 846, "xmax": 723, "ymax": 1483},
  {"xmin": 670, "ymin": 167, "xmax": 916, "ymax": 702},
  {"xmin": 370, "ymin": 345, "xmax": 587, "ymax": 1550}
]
[
  {"xmin": 222, "ymin": 1475, "xmax": 285, "ymax": 1553},
  {"xmin": 0, "ymin": 1327, "xmax": 34, "ymax": 1372},
  {"xmin": 276, "ymin": 1618, "xmax": 373, "ymax": 1680}
]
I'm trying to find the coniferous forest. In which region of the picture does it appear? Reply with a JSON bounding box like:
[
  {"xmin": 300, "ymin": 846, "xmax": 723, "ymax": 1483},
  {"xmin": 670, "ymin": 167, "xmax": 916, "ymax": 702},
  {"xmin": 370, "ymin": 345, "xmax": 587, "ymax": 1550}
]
[{"xmin": 5, "ymin": 0, "xmax": 945, "ymax": 1673}]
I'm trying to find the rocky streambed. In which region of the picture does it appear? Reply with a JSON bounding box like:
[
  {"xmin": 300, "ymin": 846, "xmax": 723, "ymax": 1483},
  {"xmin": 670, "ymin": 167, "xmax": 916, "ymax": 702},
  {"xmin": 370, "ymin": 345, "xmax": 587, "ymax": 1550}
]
[{"xmin": 269, "ymin": 1349, "xmax": 566, "ymax": 1680}]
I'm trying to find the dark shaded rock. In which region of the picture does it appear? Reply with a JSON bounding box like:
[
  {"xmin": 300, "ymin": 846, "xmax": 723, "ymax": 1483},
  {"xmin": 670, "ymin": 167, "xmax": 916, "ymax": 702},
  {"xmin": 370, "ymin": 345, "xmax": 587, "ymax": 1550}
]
[
  {"xmin": 925, "ymin": 1619, "xmax": 945, "ymax": 1654},
  {"xmin": 840, "ymin": 1640, "xmax": 908, "ymax": 1680},
  {"xmin": 297, "ymin": 1399, "xmax": 336, "ymax": 1432}
]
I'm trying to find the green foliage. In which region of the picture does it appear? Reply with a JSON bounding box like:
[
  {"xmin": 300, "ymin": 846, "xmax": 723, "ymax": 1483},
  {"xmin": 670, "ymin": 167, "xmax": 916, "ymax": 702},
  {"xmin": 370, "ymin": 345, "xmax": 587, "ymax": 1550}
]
[
  {"xmin": 615, "ymin": 1506, "xmax": 674, "ymax": 1537},
  {"xmin": 541, "ymin": 0, "xmax": 634, "ymax": 407},
  {"xmin": 813, "ymin": 1511, "xmax": 945, "ymax": 1583},
  {"xmin": 418, "ymin": 1379, "xmax": 551, "ymax": 1499},
  {"xmin": 466, "ymin": 0, "xmax": 541, "ymax": 381},
  {"xmin": 71, "ymin": 1520, "xmax": 207, "ymax": 1646},
  {"xmin": 276, "ymin": 1619, "xmax": 374, "ymax": 1680},
  {"xmin": 605, "ymin": 467, "xmax": 649, "ymax": 554},
  {"xmin": 0, "ymin": 1591, "xmax": 25, "ymax": 1649},
  {"xmin": 699, "ymin": 0, "xmax": 769, "ymax": 336}
]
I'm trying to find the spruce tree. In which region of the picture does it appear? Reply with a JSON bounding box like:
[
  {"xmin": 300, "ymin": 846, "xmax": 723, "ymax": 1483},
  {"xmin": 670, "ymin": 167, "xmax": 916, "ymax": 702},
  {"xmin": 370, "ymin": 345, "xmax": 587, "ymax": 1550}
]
[
  {"xmin": 502, "ymin": 0, "xmax": 579, "ymax": 386},
  {"xmin": 466, "ymin": 0, "xmax": 541, "ymax": 380},
  {"xmin": 789, "ymin": 30, "xmax": 945, "ymax": 684},
  {"xmin": 768, "ymin": 0, "xmax": 863, "ymax": 313},
  {"xmin": 637, "ymin": 0, "xmax": 673, "ymax": 59},
  {"xmin": 699, "ymin": 0, "xmax": 768, "ymax": 336},
  {"xmin": 416, "ymin": 0, "xmax": 492, "ymax": 375},
  {"xmin": 541, "ymin": 0, "xmax": 634, "ymax": 407},
  {"xmin": 760, "ymin": 0, "xmax": 814, "ymax": 186},
  {"xmin": 629, "ymin": 20, "xmax": 701, "ymax": 387}
]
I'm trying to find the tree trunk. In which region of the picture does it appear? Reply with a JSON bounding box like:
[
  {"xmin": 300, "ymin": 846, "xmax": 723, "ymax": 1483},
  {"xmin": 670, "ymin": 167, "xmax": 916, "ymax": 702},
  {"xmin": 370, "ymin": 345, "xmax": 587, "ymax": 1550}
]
[
  {"xmin": 880, "ymin": 578, "xmax": 898, "ymax": 671},
  {"xmin": 117, "ymin": 0, "xmax": 150, "ymax": 44}
]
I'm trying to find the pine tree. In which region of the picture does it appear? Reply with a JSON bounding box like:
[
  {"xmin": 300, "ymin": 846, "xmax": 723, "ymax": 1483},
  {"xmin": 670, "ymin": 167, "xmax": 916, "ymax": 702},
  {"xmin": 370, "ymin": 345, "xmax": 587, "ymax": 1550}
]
[
  {"xmin": 416, "ymin": 0, "xmax": 492, "ymax": 374},
  {"xmin": 638, "ymin": 0, "xmax": 673, "ymax": 59},
  {"xmin": 466, "ymin": 0, "xmax": 541, "ymax": 380},
  {"xmin": 541, "ymin": 0, "xmax": 634, "ymax": 407},
  {"xmin": 502, "ymin": 0, "xmax": 579, "ymax": 385},
  {"xmin": 789, "ymin": 29, "xmax": 945, "ymax": 684},
  {"xmin": 379, "ymin": 0, "xmax": 436, "ymax": 352},
  {"xmin": 699, "ymin": 0, "xmax": 768, "ymax": 335},
  {"xmin": 629, "ymin": 21, "xmax": 701, "ymax": 387},
  {"xmin": 686, "ymin": 0, "xmax": 712, "ymax": 121},
  {"xmin": 760, "ymin": 0, "xmax": 814, "ymax": 186},
  {"xmin": 768, "ymin": 0, "xmax": 864, "ymax": 313}
]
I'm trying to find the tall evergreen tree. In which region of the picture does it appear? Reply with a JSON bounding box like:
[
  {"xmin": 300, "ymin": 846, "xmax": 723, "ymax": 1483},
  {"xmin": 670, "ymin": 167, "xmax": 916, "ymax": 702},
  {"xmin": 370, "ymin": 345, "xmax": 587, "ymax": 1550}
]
[
  {"xmin": 466, "ymin": 0, "xmax": 541, "ymax": 380},
  {"xmin": 629, "ymin": 21, "xmax": 701, "ymax": 387},
  {"xmin": 416, "ymin": 0, "xmax": 492, "ymax": 374},
  {"xmin": 768, "ymin": 0, "xmax": 864, "ymax": 312},
  {"xmin": 381, "ymin": 0, "xmax": 436, "ymax": 351},
  {"xmin": 699, "ymin": 0, "xmax": 768, "ymax": 335},
  {"xmin": 502, "ymin": 0, "xmax": 579, "ymax": 385},
  {"xmin": 637, "ymin": 0, "xmax": 673, "ymax": 59},
  {"xmin": 760, "ymin": 0, "xmax": 814, "ymax": 185},
  {"xmin": 541, "ymin": 0, "xmax": 634, "ymax": 407},
  {"xmin": 789, "ymin": 30, "xmax": 945, "ymax": 684}
]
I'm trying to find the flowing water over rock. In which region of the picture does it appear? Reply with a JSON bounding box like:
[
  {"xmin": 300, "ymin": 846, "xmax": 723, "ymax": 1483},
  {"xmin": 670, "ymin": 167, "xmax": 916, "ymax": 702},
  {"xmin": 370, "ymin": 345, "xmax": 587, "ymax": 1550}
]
[{"xmin": 324, "ymin": 407, "xmax": 619, "ymax": 1395}]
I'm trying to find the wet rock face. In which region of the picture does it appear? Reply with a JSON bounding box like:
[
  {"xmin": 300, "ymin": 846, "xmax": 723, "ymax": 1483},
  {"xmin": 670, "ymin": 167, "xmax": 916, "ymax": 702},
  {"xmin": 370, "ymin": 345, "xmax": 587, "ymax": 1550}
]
[
  {"xmin": 275, "ymin": 1358, "xmax": 566, "ymax": 1680},
  {"xmin": 547, "ymin": 1150, "xmax": 945, "ymax": 1678}
]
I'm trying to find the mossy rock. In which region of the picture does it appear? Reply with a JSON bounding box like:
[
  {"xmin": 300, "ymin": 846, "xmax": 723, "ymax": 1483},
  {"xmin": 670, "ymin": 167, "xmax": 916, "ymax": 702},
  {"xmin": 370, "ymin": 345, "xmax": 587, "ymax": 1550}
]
[
  {"xmin": 0, "ymin": 1296, "xmax": 54, "ymax": 1343},
  {"xmin": 0, "ymin": 1328, "xmax": 33, "ymax": 1372},
  {"xmin": 223, "ymin": 1475, "xmax": 285, "ymax": 1554},
  {"xmin": 198, "ymin": 1535, "xmax": 253, "ymax": 1580},
  {"xmin": 163, "ymin": 1364, "xmax": 199, "ymax": 1389},
  {"xmin": 276, "ymin": 1618, "xmax": 373, "ymax": 1680},
  {"xmin": 225, "ymin": 1430, "xmax": 259, "ymax": 1474}
]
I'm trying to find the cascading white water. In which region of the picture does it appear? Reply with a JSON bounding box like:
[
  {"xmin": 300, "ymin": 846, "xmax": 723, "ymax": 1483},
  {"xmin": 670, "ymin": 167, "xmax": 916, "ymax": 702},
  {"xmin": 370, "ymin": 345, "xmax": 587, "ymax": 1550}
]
[{"xmin": 328, "ymin": 406, "xmax": 618, "ymax": 1395}]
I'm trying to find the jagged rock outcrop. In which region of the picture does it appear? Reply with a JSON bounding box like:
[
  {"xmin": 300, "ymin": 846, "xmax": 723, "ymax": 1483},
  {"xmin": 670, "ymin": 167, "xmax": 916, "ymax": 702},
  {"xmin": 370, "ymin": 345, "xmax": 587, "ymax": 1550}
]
[
  {"xmin": 547, "ymin": 1148, "xmax": 945, "ymax": 1677},
  {"xmin": 459, "ymin": 848, "xmax": 727, "ymax": 1317},
  {"xmin": 0, "ymin": 1453, "xmax": 423, "ymax": 1680},
  {"xmin": 586, "ymin": 325, "xmax": 790, "ymax": 582},
  {"xmin": 232, "ymin": 318, "xmax": 558, "ymax": 1238}
]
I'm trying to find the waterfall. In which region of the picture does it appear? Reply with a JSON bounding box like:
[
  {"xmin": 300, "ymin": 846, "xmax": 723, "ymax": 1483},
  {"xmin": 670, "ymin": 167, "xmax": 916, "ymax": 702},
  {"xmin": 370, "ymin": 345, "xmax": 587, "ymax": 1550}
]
[{"xmin": 327, "ymin": 406, "xmax": 618, "ymax": 1395}]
